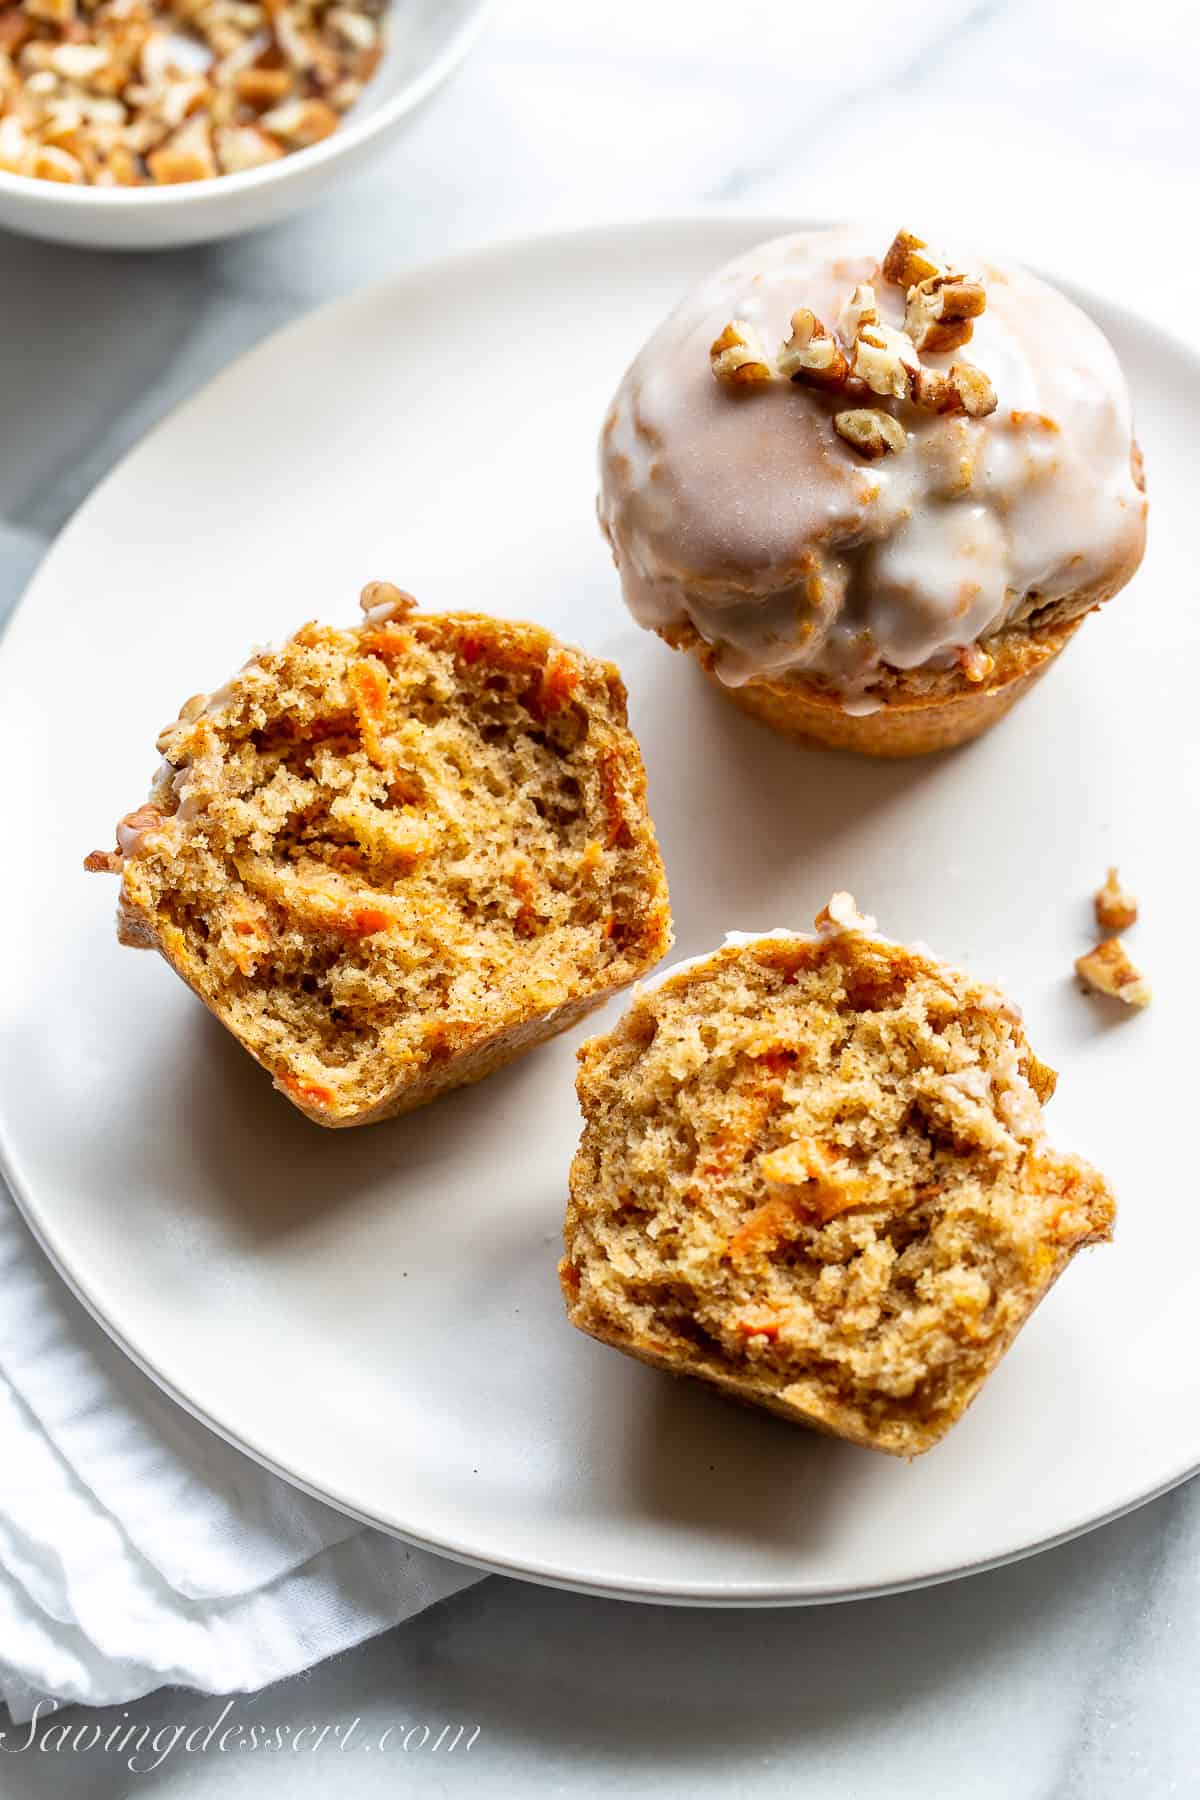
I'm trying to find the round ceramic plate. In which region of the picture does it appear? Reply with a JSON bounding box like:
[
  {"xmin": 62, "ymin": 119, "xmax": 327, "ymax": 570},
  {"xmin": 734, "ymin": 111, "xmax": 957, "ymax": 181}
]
[{"xmin": 1, "ymin": 219, "xmax": 1194, "ymax": 1604}]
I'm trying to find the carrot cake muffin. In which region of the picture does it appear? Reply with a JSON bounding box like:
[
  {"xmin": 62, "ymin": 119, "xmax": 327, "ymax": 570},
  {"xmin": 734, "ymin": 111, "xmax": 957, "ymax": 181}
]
[
  {"xmin": 599, "ymin": 224, "xmax": 1148, "ymax": 756},
  {"xmin": 85, "ymin": 587, "xmax": 672, "ymax": 1127},
  {"xmin": 561, "ymin": 897, "xmax": 1114, "ymax": 1454}
]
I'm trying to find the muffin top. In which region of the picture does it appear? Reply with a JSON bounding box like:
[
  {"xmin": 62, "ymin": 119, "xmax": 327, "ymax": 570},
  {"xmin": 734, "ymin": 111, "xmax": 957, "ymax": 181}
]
[{"xmin": 599, "ymin": 224, "xmax": 1147, "ymax": 699}]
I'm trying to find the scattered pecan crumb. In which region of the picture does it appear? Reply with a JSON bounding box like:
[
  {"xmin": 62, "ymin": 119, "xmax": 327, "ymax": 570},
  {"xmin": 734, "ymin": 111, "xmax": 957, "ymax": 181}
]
[
  {"xmin": 1094, "ymin": 867, "xmax": 1138, "ymax": 932},
  {"xmin": 359, "ymin": 579, "xmax": 417, "ymax": 621},
  {"xmin": 1076, "ymin": 938, "xmax": 1151, "ymax": 1009},
  {"xmin": 813, "ymin": 892, "xmax": 876, "ymax": 934},
  {"xmin": 837, "ymin": 281, "xmax": 878, "ymax": 341},
  {"xmin": 834, "ymin": 407, "xmax": 906, "ymax": 460},
  {"xmin": 706, "ymin": 228, "xmax": 998, "ymax": 435},
  {"xmin": 851, "ymin": 319, "xmax": 919, "ymax": 400},
  {"xmin": 710, "ymin": 319, "xmax": 775, "ymax": 387},
  {"xmin": 776, "ymin": 308, "xmax": 848, "ymax": 387},
  {"xmin": 911, "ymin": 360, "xmax": 997, "ymax": 419},
  {"xmin": 881, "ymin": 228, "xmax": 941, "ymax": 289},
  {"xmin": 905, "ymin": 272, "xmax": 987, "ymax": 354}
]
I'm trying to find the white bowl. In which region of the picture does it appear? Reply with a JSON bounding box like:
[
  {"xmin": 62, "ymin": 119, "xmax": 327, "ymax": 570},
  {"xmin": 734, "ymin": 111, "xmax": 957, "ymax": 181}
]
[{"xmin": 0, "ymin": 0, "xmax": 490, "ymax": 251}]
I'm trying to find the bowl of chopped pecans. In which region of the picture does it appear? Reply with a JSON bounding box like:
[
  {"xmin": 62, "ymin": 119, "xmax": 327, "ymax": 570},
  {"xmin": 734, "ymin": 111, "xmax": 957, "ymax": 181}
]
[{"xmin": 0, "ymin": 0, "xmax": 489, "ymax": 248}]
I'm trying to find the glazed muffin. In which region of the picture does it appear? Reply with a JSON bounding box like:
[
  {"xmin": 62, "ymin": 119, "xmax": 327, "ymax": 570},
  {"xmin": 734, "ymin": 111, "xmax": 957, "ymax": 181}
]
[
  {"xmin": 561, "ymin": 897, "xmax": 1114, "ymax": 1455},
  {"xmin": 599, "ymin": 224, "xmax": 1148, "ymax": 756},
  {"xmin": 86, "ymin": 587, "xmax": 672, "ymax": 1127}
]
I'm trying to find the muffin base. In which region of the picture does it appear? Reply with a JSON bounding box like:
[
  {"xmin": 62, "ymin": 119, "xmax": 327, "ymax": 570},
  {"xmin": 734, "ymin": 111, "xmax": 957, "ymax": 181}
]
[
  {"xmin": 124, "ymin": 894, "xmax": 623, "ymax": 1128},
  {"xmin": 694, "ymin": 614, "xmax": 1086, "ymax": 758},
  {"xmin": 565, "ymin": 1229, "xmax": 1089, "ymax": 1459}
]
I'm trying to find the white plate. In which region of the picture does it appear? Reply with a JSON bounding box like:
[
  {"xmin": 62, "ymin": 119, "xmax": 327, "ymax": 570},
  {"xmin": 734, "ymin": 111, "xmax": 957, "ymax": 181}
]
[{"xmin": 1, "ymin": 218, "xmax": 1195, "ymax": 1605}]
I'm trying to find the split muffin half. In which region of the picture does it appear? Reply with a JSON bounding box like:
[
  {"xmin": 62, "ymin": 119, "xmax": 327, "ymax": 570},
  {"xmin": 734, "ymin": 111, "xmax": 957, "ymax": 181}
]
[
  {"xmin": 561, "ymin": 898, "xmax": 1113, "ymax": 1455},
  {"xmin": 86, "ymin": 587, "xmax": 672, "ymax": 1126}
]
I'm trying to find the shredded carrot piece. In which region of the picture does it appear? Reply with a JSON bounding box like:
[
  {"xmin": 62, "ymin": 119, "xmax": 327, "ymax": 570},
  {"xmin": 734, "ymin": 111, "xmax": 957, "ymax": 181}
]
[
  {"xmin": 349, "ymin": 905, "xmax": 390, "ymax": 935},
  {"xmin": 757, "ymin": 1136, "xmax": 869, "ymax": 1226},
  {"xmin": 507, "ymin": 858, "xmax": 540, "ymax": 937},
  {"xmin": 600, "ymin": 748, "xmax": 633, "ymax": 849},
  {"xmin": 687, "ymin": 1051, "xmax": 794, "ymax": 1206},
  {"xmin": 227, "ymin": 896, "xmax": 271, "ymax": 976},
  {"xmin": 347, "ymin": 659, "xmax": 391, "ymax": 767},
  {"xmin": 736, "ymin": 1317, "xmax": 779, "ymax": 1340},
  {"xmin": 577, "ymin": 840, "xmax": 604, "ymax": 878},
  {"xmin": 458, "ymin": 634, "xmax": 486, "ymax": 665},
  {"xmin": 281, "ymin": 1075, "xmax": 334, "ymax": 1108},
  {"xmin": 727, "ymin": 1198, "xmax": 797, "ymax": 1263},
  {"xmin": 358, "ymin": 626, "xmax": 412, "ymax": 661},
  {"xmin": 538, "ymin": 650, "xmax": 581, "ymax": 715}
]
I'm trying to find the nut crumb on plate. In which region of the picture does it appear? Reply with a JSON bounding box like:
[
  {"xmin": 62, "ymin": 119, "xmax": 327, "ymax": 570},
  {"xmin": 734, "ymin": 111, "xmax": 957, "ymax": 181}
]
[
  {"xmin": 1076, "ymin": 937, "xmax": 1151, "ymax": 1009},
  {"xmin": 1094, "ymin": 866, "xmax": 1138, "ymax": 932}
]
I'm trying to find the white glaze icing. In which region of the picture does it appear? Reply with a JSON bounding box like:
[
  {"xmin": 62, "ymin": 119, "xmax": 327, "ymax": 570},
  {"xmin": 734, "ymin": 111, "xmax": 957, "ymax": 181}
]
[{"xmin": 599, "ymin": 225, "xmax": 1146, "ymax": 695}]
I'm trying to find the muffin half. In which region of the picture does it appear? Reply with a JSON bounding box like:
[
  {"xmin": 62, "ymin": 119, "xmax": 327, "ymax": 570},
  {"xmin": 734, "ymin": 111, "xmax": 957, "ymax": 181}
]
[
  {"xmin": 86, "ymin": 588, "xmax": 672, "ymax": 1126},
  {"xmin": 599, "ymin": 224, "xmax": 1147, "ymax": 757},
  {"xmin": 561, "ymin": 898, "xmax": 1114, "ymax": 1454}
]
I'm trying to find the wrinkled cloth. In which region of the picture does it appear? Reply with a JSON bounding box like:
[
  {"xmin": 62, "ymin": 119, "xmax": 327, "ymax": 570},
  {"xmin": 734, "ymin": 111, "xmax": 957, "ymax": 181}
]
[{"xmin": 0, "ymin": 1187, "xmax": 482, "ymax": 1724}]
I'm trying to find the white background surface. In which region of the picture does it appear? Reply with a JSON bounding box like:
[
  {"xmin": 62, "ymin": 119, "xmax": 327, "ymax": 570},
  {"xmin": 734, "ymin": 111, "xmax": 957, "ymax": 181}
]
[{"xmin": 2, "ymin": 0, "xmax": 1198, "ymax": 1792}]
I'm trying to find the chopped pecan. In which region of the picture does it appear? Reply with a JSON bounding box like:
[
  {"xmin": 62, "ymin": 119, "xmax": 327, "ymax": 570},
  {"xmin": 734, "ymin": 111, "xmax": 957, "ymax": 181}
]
[
  {"xmin": 813, "ymin": 892, "xmax": 876, "ymax": 934},
  {"xmin": 710, "ymin": 319, "xmax": 775, "ymax": 387},
  {"xmin": 851, "ymin": 320, "xmax": 919, "ymax": 399},
  {"xmin": 776, "ymin": 308, "xmax": 849, "ymax": 387},
  {"xmin": 1094, "ymin": 868, "xmax": 1138, "ymax": 933},
  {"xmin": 911, "ymin": 361, "xmax": 997, "ymax": 418},
  {"xmin": 905, "ymin": 273, "xmax": 987, "ymax": 354},
  {"xmin": 1076, "ymin": 938, "xmax": 1151, "ymax": 1008},
  {"xmin": 881, "ymin": 227, "xmax": 941, "ymax": 288},
  {"xmin": 833, "ymin": 408, "xmax": 906, "ymax": 460}
]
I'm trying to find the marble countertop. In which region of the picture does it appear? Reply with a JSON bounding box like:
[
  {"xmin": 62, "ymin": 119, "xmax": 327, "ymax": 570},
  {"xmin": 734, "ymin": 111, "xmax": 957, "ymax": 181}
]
[{"xmin": 2, "ymin": 0, "xmax": 1197, "ymax": 1792}]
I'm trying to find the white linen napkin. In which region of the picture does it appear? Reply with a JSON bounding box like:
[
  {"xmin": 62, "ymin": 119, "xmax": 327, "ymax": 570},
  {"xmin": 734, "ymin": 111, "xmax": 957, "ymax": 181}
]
[{"xmin": 0, "ymin": 1180, "xmax": 484, "ymax": 1725}]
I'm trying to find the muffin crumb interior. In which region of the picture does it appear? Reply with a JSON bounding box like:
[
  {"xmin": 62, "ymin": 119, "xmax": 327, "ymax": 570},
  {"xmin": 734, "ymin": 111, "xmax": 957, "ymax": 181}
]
[
  {"xmin": 563, "ymin": 933, "xmax": 1113, "ymax": 1452},
  {"xmin": 103, "ymin": 611, "xmax": 671, "ymax": 1119}
]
